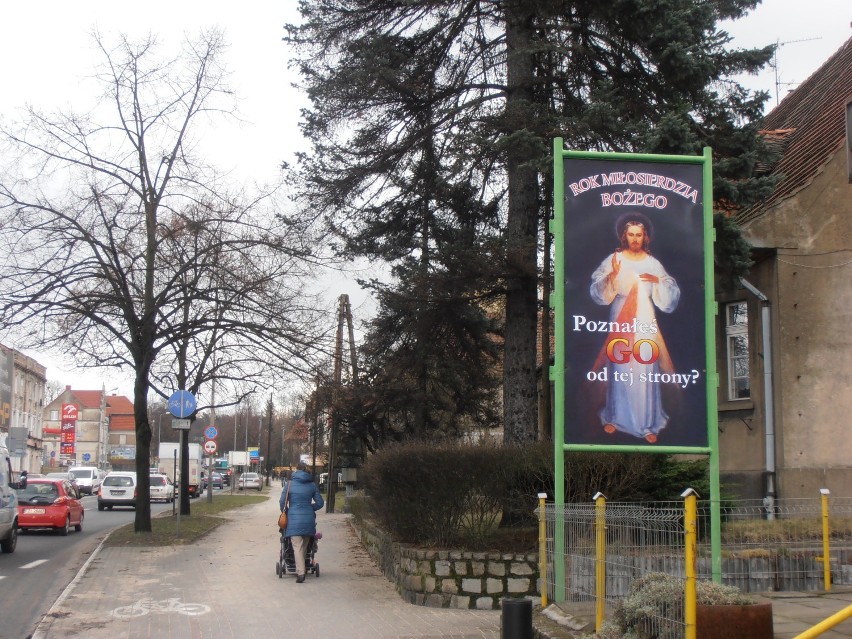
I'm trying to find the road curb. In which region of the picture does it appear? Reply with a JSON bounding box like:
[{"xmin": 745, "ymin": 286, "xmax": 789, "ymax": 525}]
[{"xmin": 30, "ymin": 531, "xmax": 111, "ymax": 639}]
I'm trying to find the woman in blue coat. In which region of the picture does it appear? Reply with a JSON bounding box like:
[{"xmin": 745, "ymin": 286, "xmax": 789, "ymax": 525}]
[{"xmin": 279, "ymin": 461, "xmax": 324, "ymax": 582}]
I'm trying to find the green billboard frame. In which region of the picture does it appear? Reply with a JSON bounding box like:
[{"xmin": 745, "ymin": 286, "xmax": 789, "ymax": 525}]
[{"xmin": 550, "ymin": 139, "xmax": 721, "ymax": 598}]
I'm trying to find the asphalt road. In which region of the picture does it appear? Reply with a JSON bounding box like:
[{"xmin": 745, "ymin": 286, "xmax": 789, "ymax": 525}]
[{"xmin": 0, "ymin": 494, "xmax": 178, "ymax": 639}]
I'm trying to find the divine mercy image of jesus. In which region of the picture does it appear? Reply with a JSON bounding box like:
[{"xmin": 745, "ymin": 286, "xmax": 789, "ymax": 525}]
[{"xmin": 589, "ymin": 211, "xmax": 680, "ymax": 443}]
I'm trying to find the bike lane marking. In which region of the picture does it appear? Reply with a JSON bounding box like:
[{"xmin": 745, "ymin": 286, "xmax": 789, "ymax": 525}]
[{"xmin": 112, "ymin": 598, "xmax": 211, "ymax": 619}]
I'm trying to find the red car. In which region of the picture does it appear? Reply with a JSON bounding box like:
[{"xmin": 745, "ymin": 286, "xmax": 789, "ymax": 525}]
[{"xmin": 16, "ymin": 479, "xmax": 84, "ymax": 535}]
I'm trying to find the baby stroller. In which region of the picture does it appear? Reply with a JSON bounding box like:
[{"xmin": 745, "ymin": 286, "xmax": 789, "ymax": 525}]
[{"xmin": 276, "ymin": 530, "xmax": 321, "ymax": 579}]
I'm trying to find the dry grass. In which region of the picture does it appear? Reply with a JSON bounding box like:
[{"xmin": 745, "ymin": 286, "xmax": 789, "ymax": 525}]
[
  {"xmin": 105, "ymin": 493, "xmax": 267, "ymax": 547},
  {"xmin": 720, "ymin": 516, "xmax": 852, "ymax": 544}
]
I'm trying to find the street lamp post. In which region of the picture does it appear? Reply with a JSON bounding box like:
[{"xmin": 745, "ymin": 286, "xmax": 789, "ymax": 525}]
[{"xmin": 157, "ymin": 413, "xmax": 163, "ymax": 453}]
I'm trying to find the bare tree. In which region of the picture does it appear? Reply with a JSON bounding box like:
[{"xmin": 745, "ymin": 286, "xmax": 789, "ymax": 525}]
[
  {"xmin": 147, "ymin": 195, "xmax": 330, "ymax": 515},
  {"xmin": 0, "ymin": 30, "xmax": 327, "ymax": 531}
]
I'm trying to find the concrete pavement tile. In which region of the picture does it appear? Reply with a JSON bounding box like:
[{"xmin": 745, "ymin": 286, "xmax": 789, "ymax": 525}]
[{"xmin": 35, "ymin": 492, "xmax": 501, "ymax": 639}]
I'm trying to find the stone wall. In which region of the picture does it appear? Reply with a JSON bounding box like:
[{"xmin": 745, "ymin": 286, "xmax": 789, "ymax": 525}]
[{"xmin": 353, "ymin": 517, "xmax": 540, "ymax": 610}]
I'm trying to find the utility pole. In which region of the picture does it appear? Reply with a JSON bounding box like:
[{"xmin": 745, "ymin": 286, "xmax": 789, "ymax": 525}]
[
  {"xmin": 207, "ymin": 369, "xmax": 216, "ymax": 504},
  {"xmin": 310, "ymin": 377, "xmax": 319, "ymax": 484},
  {"xmin": 265, "ymin": 395, "xmax": 273, "ymax": 485},
  {"xmin": 326, "ymin": 294, "xmax": 358, "ymax": 513}
]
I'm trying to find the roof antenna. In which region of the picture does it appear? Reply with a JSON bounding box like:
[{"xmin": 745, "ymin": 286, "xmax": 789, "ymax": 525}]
[{"xmin": 770, "ymin": 36, "xmax": 822, "ymax": 105}]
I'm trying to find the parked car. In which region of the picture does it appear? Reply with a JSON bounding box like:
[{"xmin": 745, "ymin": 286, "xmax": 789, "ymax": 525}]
[
  {"xmin": 238, "ymin": 472, "xmax": 262, "ymax": 491},
  {"xmin": 149, "ymin": 473, "xmax": 175, "ymax": 503},
  {"xmin": 98, "ymin": 471, "xmax": 137, "ymax": 510},
  {"xmin": 68, "ymin": 466, "xmax": 102, "ymax": 495},
  {"xmin": 16, "ymin": 479, "xmax": 84, "ymax": 535},
  {"xmin": 203, "ymin": 472, "xmax": 224, "ymax": 490}
]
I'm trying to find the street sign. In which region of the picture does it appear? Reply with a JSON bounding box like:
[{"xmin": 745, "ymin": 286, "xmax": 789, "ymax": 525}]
[
  {"xmin": 204, "ymin": 440, "xmax": 217, "ymax": 454},
  {"xmin": 204, "ymin": 426, "xmax": 218, "ymax": 439},
  {"xmin": 82, "ymin": 453, "xmax": 91, "ymax": 462},
  {"xmin": 172, "ymin": 419, "xmax": 191, "ymax": 431},
  {"xmin": 167, "ymin": 390, "xmax": 197, "ymax": 418}
]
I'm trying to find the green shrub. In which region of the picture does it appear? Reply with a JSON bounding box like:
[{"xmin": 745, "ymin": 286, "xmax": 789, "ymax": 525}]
[{"xmin": 358, "ymin": 442, "xmax": 714, "ymax": 547}]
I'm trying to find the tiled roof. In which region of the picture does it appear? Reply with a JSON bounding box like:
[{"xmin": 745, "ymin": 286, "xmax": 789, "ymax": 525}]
[
  {"xmin": 736, "ymin": 36, "xmax": 852, "ymax": 225},
  {"xmin": 110, "ymin": 415, "xmax": 136, "ymax": 432},
  {"xmin": 106, "ymin": 395, "xmax": 135, "ymax": 416},
  {"xmin": 71, "ymin": 390, "xmax": 106, "ymax": 409}
]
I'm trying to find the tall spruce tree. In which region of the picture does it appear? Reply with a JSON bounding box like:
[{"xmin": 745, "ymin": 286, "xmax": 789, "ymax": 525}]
[{"xmin": 284, "ymin": 0, "xmax": 775, "ymax": 444}]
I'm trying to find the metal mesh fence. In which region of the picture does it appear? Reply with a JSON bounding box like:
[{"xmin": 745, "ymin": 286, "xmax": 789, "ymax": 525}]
[
  {"xmin": 697, "ymin": 496, "xmax": 852, "ymax": 591},
  {"xmin": 545, "ymin": 501, "xmax": 686, "ymax": 636},
  {"xmin": 542, "ymin": 494, "xmax": 852, "ymax": 638}
]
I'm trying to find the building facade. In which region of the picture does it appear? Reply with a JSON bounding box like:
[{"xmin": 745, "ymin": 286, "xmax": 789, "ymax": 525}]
[
  {"xmin": 43, "ymin": 387, "xmax": 134, "ymax": 471},
  {"xmin": 105, "ymin": 395, "xmax": 136, "ymax": 471},
  {"xmin": 0, "ymin": 344, "xmax": 47, "ymax": 473},
  {"xmin": 719, "ymin": 36, "xmax": 852, "ymax": 501}
]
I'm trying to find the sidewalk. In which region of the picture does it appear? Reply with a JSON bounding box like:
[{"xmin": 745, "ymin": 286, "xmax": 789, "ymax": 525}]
[
  {"xmin": 755, "ymin": 588, "xmax": 852, "ymax": 639},
  {"xmin": 32, "ymin": 490, "xmax": 852, "ymax": 639},
  {"xmin": 32, "ymin": 492, "xmax": 502, "ymax": 639}
]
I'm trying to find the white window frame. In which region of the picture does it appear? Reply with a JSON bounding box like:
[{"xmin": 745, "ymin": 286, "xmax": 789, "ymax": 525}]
[{"xmin": 725, "ymin": 301, "xmax": 750, "ymax": 400}]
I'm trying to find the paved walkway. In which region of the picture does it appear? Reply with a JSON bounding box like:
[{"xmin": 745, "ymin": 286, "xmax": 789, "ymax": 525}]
[
  {"xmin": 32, "ymin": 492, "xmax": 501, "ymax": 639},
  {"xmin": 31, "ymin": 490, "xmax": 852, "ymax": 638}
]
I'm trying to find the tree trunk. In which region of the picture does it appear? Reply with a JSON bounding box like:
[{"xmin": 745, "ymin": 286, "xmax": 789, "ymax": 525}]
[
  {"xmin": 133, "ymin": 376, "xmax": 153, "ymax": 532},
  {"xmin": 502, "ymin": 2, "xmax": 539, "ymax": 445}
]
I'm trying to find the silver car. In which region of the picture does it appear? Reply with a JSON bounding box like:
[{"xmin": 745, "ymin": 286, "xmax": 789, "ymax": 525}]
[
  {"xmin": 238, "ymin": 472, "xmax": 262, "ymax": 491},
  {"xmin": 149, "ymin": 473, "xmax": 175, "ymax": 502}
]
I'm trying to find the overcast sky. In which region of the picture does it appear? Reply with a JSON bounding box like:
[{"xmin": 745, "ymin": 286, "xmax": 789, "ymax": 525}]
[{"xmin": 1, "ymin": 1, "xmax": 849, "ymax": 398}]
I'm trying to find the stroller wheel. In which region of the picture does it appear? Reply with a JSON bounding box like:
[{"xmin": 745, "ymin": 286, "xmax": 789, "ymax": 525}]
[
  {"xmin": 276, "ymin": 561, "xmax": 282, "ymax": 578},
  {"xmin": 315, "ymin": 563, "xmax": 320, "ymax": 578}
]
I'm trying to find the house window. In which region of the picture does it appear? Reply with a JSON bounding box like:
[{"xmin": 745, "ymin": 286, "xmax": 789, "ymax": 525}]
[
  {"xmin": 50, "ymin": 410, "xmax": 59, "ymax": 421},
  {"xmin": 726, "ymin": 301, "xmax": 750, "ymax": 400}
]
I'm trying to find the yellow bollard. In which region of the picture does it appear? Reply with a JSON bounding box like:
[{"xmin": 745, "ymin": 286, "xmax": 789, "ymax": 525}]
[
  {"xmin": 682, "ymin": 488, "xmax": 699, "ymax": 639},
  {"xmin": 594, "ymin": 492, "xmax": 606, "ymax": 632},
  {"xmin": 538, "ymin": 492, "xmax": 548, "ymax": 608},
  {"xmin": 821, "ymin": 488, "xmax": 831, "ymax": 591}
]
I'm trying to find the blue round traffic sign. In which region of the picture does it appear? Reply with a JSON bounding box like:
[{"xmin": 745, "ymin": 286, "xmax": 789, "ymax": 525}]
[
  {"xmin": 204, "ymin": 426, "xmax": 218, "ymax": 439},
  {"xmin": 82, "ymin": 453, "xmax": 91, "ymax": 462},
  {"xmin": 168, "ymin": 390, "xmax": 197, "ymax": 418}
]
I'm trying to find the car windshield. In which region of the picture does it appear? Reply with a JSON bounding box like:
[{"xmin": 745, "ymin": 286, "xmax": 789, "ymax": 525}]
[
  {"xmin": 70, "ymin": 469, "xmax": 92, "ymax": 479},
  {"xmin": 104, "ymin": 476, "xmax": 134, "ymax": 487},
  {"xmin": 18, "ymin": 483, "xmax": 60, "ymax": 501}
]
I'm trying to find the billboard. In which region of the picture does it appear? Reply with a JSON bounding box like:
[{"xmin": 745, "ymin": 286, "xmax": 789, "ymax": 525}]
[{"xmin": 557, "ymin": 151, "xmax": 713, "ymax": 449}]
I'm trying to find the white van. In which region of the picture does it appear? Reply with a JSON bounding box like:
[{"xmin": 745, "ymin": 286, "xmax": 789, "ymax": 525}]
[
  {"xmin": 69, "ymin": 466, "xmax": 102, "ymax": 495},
  {"xmin": 0, "ymin": 444, "xmax": 28, "ymax": 554}
]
